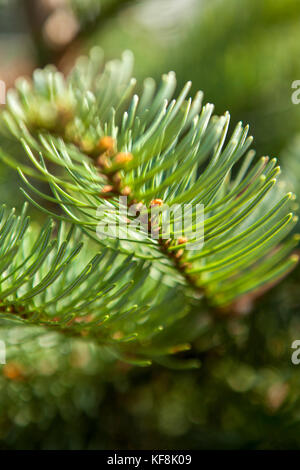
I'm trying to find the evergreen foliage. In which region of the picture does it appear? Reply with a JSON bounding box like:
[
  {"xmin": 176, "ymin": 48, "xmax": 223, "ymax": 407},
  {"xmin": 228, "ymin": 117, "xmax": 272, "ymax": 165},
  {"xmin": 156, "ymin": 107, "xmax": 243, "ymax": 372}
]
[
  {"xmin": 1, "ymin": 0, "xmax": 300, "ymax": 451},
  {"xmin": 0, "ymin": 49, "xmax": 298, "ymax": 365}
]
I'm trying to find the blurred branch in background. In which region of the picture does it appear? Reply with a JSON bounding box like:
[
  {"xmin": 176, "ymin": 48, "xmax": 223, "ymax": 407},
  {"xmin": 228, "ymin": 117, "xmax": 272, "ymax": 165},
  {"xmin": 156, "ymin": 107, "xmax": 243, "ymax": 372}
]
[
  {"xmin": 0, "ymin": 0, "xmax": 34, "ymax": 87},
  {"xmin": 0, "ymin": 0, "xmax": 199, "ymax": 85},
  {"xmin": 21, "ymin": 0, "xmax": 139, "ymax": 71},
  {"xmin": 0, "ymin": 0, "xmax": 140, "ymax": 88}
]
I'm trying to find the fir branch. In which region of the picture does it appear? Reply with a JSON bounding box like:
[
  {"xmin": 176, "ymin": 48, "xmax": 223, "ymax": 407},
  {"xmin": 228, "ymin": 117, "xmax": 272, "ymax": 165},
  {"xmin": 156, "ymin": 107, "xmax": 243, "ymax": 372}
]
[
  {"xmin": 1, "ymin": 49, "xmax": 299, "ymax": 312},
  {"xmin": 0, "ymin": 203, "xmax": 193, "ymax": 363}
]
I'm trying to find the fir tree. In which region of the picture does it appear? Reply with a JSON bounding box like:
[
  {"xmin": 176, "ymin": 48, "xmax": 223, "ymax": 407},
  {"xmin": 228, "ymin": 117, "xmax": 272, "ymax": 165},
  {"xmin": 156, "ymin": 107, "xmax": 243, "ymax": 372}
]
[{"xmin": 0, "ymin": 49, "xmax": 298, "ymax": 366}]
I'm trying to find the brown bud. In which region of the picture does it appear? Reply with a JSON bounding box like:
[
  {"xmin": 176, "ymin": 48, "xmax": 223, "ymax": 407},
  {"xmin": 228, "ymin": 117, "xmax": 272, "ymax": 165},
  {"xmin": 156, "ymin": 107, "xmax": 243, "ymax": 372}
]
[
  {"xmin": 100, "ymin": 185, "xmax": 114, "ymax": 196},
  {"xmin": 3, "ymin": 363, "xmax": 24, "ymax": 381},
  {"xmin": 114, "ymin": 152, "xmax": 133, "ymax": 165},
  {"xmin": 177, "ymin": 237, "xmax": 188, "ymax": 245},
  {"xmin": 121, "ymin": 186, "xmax": 131, "ymax": 196},
  {"xmin": 175, "ymin": 249, "xmax": 184, "ymax": 259},
  {"xmin": 97, "ymin": 136, "xmax": 115, "ymax": 156},
  {"xmin": 96, "ymin": 154, "xmax": 111, "ymax": 169},
  {"xmin": 112, "ymin": 172, "xmax": 122, "ymax": 188},
  {"xmin": 150, "ymin": 198, "xmax": 164, "ymax": 207}
]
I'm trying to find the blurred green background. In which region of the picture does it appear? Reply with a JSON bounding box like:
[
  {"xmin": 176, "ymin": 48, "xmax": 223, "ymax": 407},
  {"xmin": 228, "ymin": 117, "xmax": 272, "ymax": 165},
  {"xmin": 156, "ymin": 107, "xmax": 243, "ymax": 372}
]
[{"xmin": 1, "ymin": 0, "xmax": 300, "ymax": 449}]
